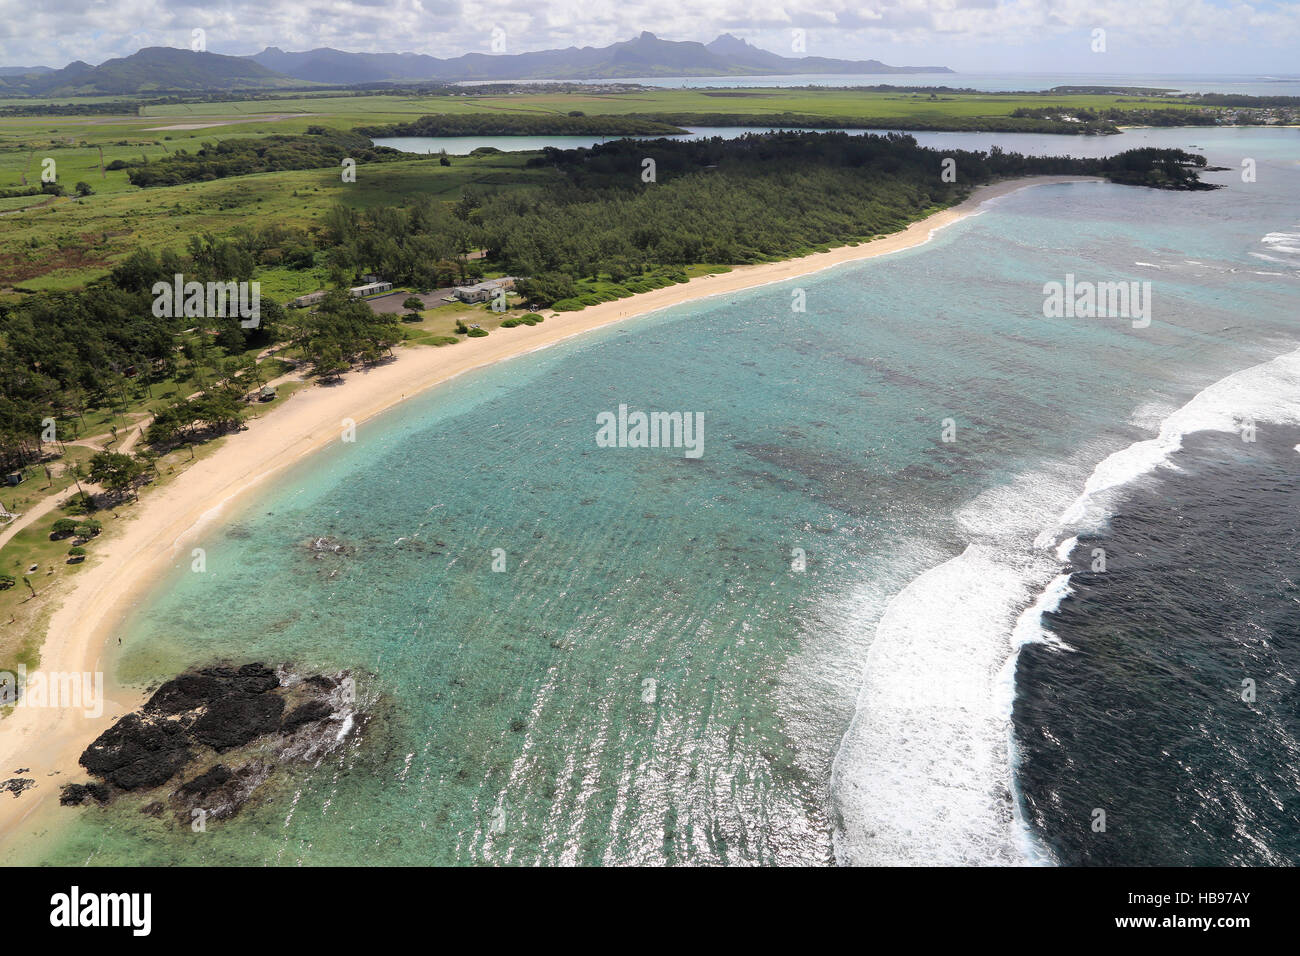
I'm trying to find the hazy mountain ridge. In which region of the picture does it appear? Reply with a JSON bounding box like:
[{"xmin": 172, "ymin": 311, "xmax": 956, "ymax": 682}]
[
  {"xmin": 250, "ymin": 31, "xmax": 953, "ymax": 83},
  {"xmin": 0, "ymin": 48, "xmax": 301, "ymax": 95},
  {"xmin": 0, "ymin": 33, "xmax": 951, "ymax": 95}
]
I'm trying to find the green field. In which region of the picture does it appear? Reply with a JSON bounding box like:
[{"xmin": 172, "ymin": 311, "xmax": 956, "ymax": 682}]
[
  {"xmin": 1, "ymin": 152, "xmax": 553, "ymax": 291},
  {"xmin": 0, "ymin": 84, "xmax": 1215, "ymax": 295},
  {"xmin": 133, "ymin": 87, "xmax": 1198, "ymax": 120}
]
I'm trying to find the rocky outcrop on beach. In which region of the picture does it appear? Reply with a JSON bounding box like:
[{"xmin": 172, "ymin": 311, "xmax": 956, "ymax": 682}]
[
  {"xmin": 61, "ymin": 662, "xmax": 366, "ymax": 825},
  {"xmin": 59, "ymin": 781, "xmax": 108, "ymax": 805},
  {"xmin": 2, "ymin": 777, "xmax": 35, "ymax": 798}
]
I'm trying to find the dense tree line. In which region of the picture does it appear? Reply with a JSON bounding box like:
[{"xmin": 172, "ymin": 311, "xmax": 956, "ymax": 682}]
[
  {"xmin": 1186, "ymin": 94, "xmax": 1300, "ymax": 108},
  {"xmin": 145, "ymin": 384, "xmax": 248, "ymax": 451},
  {"xmin": 311, "ymin": 132, "xmax": 1216, "ymax": 310},
  {"xmin": 0, "ymin": 182, "xmax": 65, "ymax": 200},
  {"xmin": 0, "ymin": 233, "xmax": 287, "ymax": 470},
  {"xmin": 117, "ymin": 128, "xmax": 411, "ymax": 187},
  {"xmin": 625, "ymin": 111, "xmax": 1122, "ymax": 134},
  {"xmin": 0, "ymin": 101, "xmax": 145, "ymax": 117},
  {"xmin": 356, "ymin": 113, "xmax": 686, "ymax": 137},
  {"xmin": 1094, "ymin": 147, "xmax": 1214, "ymax": 189},
  {"xmin": 280, "ymin": 291, "xmax": 403, "ymax": 378},
  {"xmin": 311, "ymin": 199, "xmax": 480, "ymax": 289},
  {"xmin": 1011, "ymin": 106, "xmax": 1217, "ymax": 127}
]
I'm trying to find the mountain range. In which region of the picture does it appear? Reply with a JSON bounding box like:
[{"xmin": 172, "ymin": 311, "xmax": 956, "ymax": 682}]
[
  {"xmin": 251, "ymin": 32, "xmax": 951, "ymax": 84},
  {"xmin": 0, "ymin": 33, "xmax": 951, "ymax": 95},
  {"xmin": 0, "ymin": 48, "xmax": 297, "ymax": 95}
]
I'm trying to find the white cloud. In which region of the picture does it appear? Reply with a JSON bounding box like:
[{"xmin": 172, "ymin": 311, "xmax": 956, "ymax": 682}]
[{"xmin": 0, "ymin": 0, "xmax": 1295, "ymax": 71}]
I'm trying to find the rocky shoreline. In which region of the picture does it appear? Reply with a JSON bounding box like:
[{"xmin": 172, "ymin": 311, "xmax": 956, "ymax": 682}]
[{"xmin": 61, "ymin": 662, "xmax": 367, "ymax": 826}]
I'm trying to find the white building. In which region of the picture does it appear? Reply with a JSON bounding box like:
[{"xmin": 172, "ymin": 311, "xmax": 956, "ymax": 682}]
[
  {"xmin": 453, "ymin": 277, "xmax": 517, "ymax": 303},
  {"xmin": 349, "ymin": 281, "xmax": 393, "ymax": 298}
]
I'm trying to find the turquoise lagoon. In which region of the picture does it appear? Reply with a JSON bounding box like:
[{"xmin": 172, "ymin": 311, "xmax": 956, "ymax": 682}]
[{"xmin": 26, "ymin": 129, "xmax": 1300, "ymax": 866}]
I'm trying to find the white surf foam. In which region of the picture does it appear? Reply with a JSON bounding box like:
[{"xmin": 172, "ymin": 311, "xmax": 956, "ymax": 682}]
[
  {"xmin": 830, "ymin": 543, "xmax": 1056, "ymax": 866},
  {"xmin": 1055, "ymin": 346, "xmax": 1300, "ymax": 533},
  {"xmin": 996, "ymin": 573, "xmax": 1076, "ymax": 866},
  {"xmin": 833, "ymin": 344, "xmax": 1300, "ymax": 867},
  {"xmin": 1261, "ymin": 232, "xmax": 1300, "ymax": 257}
]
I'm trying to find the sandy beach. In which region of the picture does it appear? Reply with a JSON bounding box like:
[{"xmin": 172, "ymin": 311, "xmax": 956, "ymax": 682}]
[{"xmin": 0, "ymin": 174, "xmax": 1102, "ymax": 852}]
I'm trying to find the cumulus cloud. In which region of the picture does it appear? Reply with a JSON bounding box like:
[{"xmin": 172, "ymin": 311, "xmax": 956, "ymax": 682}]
[{"xmin": 0, "ymin": 0, "xmax": 1295, "ymax": 70}]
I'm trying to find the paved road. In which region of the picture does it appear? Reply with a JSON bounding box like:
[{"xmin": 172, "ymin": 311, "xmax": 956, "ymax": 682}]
[{"xmin": 365, "ymin": 289, "xmax": 456, "ymax": 314}]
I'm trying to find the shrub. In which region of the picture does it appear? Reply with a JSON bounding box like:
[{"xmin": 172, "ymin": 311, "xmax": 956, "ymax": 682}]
[
  {"xmin": 50, "ymin": 518, "xmax": 78, "ymax": 539},
  {"xmin": 63, "ymin": 492, "xmax": 97, "ymax": 516},
  {"xmin": 466, "ymin": 327, "xmax": 488, "ymax": 337}
]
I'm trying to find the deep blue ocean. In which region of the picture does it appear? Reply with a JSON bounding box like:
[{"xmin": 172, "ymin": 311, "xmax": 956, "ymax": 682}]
[{"xmin": 16, "ymin": 126, "xmax": 1300, "ymax": 866}]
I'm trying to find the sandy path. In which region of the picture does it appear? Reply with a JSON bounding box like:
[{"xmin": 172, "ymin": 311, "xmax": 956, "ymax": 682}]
[
  {"xmin": 0, "ymin": 175, "xmax": 1102, "ymax": 850},
  {"xmin": 0, "ymin": 489, "xmax": 70, "ymax": 552}
]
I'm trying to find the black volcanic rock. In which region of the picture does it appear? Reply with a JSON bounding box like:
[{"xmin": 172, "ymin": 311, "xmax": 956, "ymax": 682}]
[
  {"xmin": 189, "ymin": 693, "xmax": 284, "ymax": 751},
  {"xmin": 171, "ymin": 761, "xmax": 273, "ymax": 822},
  {"xmin": 143, "ymin": 673, "xmax": 227, "ymax": 715},
  {"xmin": 79, "ymin": 713, "xmax": 192, "ymax": 790},
  {"xmin": 145, "ymin": 663, "xmax": 280, "ymax": 715},
  {"xmin": 60, "ymin": 782, "xmax": 110, "ymax": 805},
  {"xmin": 66, "ymin": 662, "xmax": 366, "ymax": 823},
  {"xmin": 282, "ymin": 699, "xmax": 333, "ymax": 731},
  {"xmin": 178, "ymin": 764, "xmax": 234, "ymax": 796}
]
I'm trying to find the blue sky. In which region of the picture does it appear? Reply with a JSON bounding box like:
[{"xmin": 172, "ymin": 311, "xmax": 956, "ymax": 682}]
[{"xmin": 1, "ymin": 0, "xmax": 1297, "ymax": 73}]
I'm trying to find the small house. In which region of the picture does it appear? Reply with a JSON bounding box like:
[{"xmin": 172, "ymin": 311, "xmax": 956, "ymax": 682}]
[
  {"xmin": 292, "ymin": 291, "xmax": 327, "ymax": 309},
  {"xmin": 5, "ymin": 472, "xmax": 23, "ymax": 486},
  {"xmin": 453, "ymin": 277, "xmax": 517, "ymax": 303},
  {"xmin": 349, "ymin": 281, "xmax": 393, "ymax": 298}
]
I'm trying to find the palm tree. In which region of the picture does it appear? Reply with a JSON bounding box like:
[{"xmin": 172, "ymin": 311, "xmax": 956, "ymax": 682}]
[
  {"xmin": 67, "ymin": 461, "xmax": 85, "ymax": 496},
  {"xmin": 137, "ymin": 449, "xmax": 160, "ymax": 478}
]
